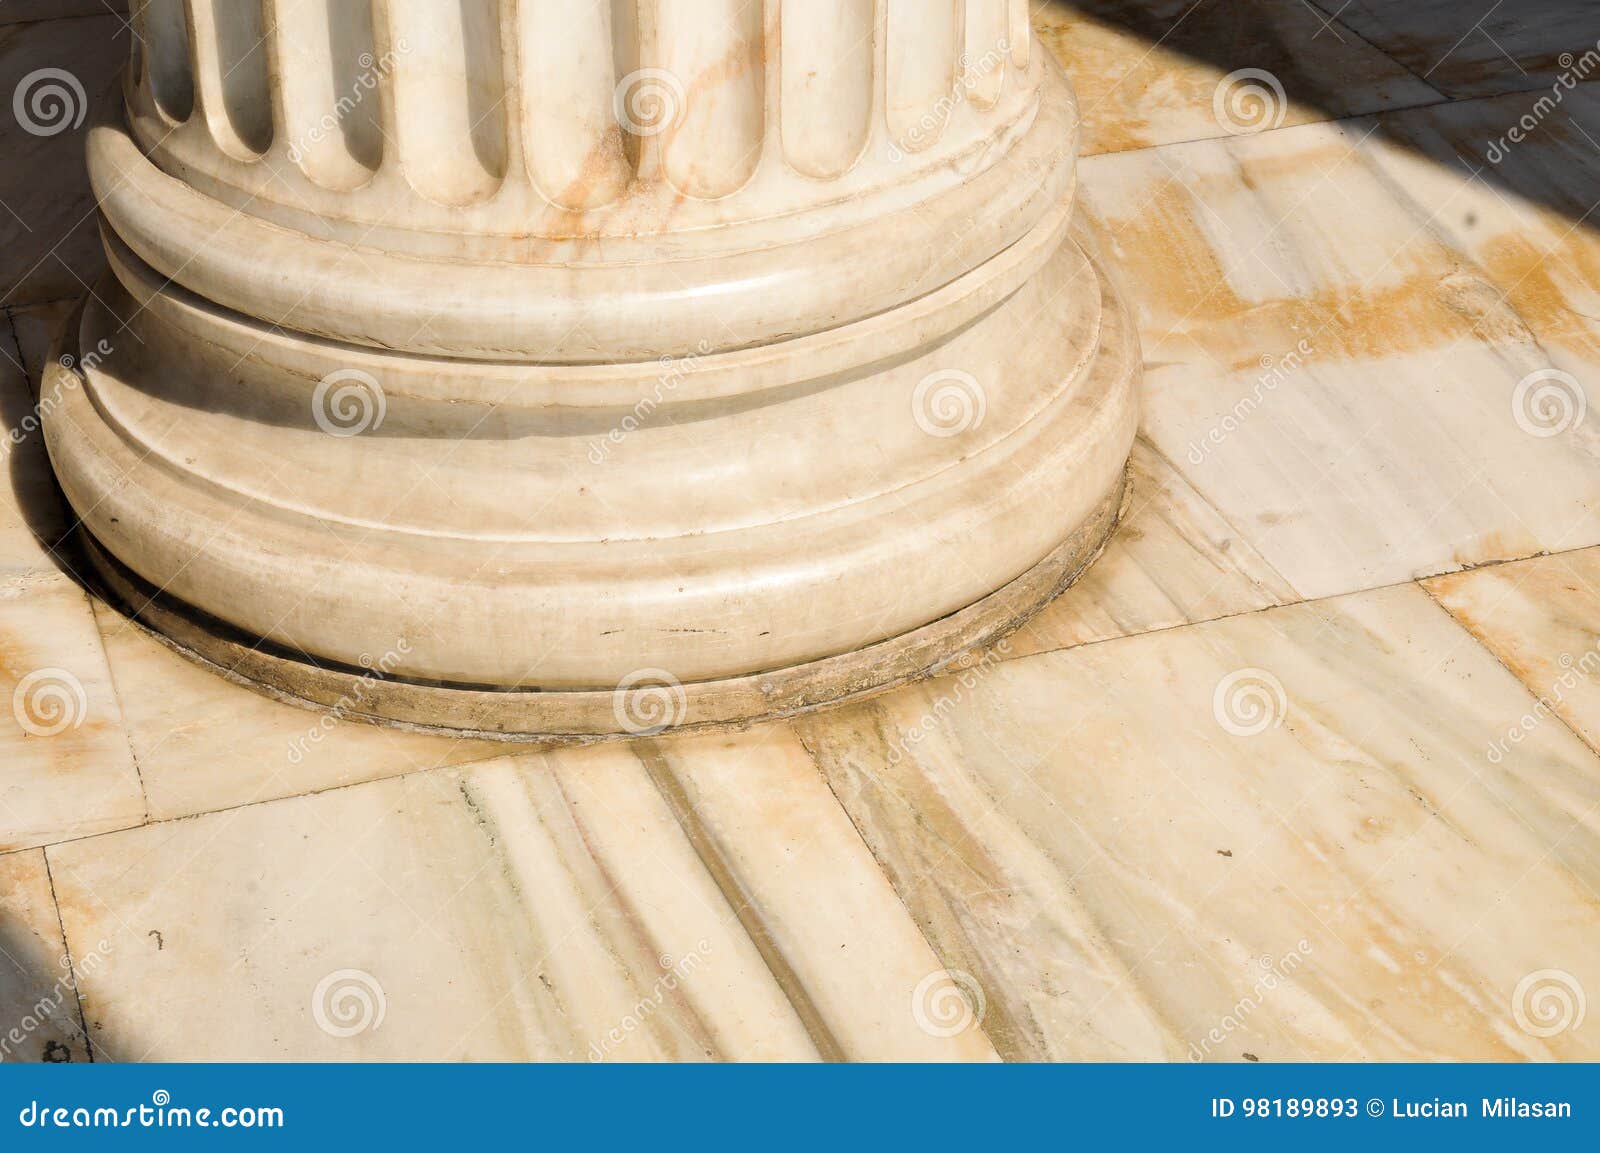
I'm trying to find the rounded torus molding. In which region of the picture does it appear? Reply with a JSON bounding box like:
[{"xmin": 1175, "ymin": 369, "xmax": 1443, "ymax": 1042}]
[{"xmin": 43, "ymin": 0, "xmax": 1140, "ymax": 740}]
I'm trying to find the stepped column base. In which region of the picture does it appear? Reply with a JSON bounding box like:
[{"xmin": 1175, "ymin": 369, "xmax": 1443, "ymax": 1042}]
[{"xmin": 43, "ymin": 2, "xmax": 1139, "ymax": 740}]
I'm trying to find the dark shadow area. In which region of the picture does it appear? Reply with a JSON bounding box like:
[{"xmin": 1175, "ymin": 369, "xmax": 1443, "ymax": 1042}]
[
  {"xmin": 0, "ymin": 906, "xmax": 95, "ymax": 1063},
  {"xmin": 1048, "ymin": 0, "xmax": 1600, "ymax": 232}
]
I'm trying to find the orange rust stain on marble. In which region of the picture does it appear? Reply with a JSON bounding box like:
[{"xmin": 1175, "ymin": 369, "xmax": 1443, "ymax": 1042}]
[
  {"xmin": 1032, "ymin": 9, "xmax": 1163, "ymax": 155},
  {"xmin": 1101, "ymin": 182, "xmax": 1529, "ymax": 367},
  {"xmin": 1474, "ymin": 231, "xmax": 1600, "ymax": 358}
]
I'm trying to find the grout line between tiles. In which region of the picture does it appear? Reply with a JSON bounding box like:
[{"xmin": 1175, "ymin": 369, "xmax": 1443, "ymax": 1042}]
[
  {"xmin": 1082, "ymin": 78, "xmax": 1600, "ymax": 164},
  {"xmin": 80, "ymin": 588, "xmax": 153, "ymax": 827},
  {"xmin": 4, "ymin": 540, "xmax": 1591, "ymax": 863},
  {"xmin": 1416, "ymin": 575, "xmax": 1600, "ymax": 765},
  {"xmin": 786, "ymin": 715, "xmax": 1013, "ymax": 1059},
  {"xmin": 40, "ymin": 846, "xmax": 95, "ymax": 1062},
  {"xmin": 1303, "ymin": 0, "xmax": 1452, "ymax": 101},
  {"xmin": 633, "ymin": 741, "xmax": 847, "ymax": 1062}
]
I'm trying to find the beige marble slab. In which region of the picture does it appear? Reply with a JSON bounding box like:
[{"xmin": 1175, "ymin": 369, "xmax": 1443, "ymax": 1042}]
[
  {"xmin": 1033, "ymin": 0, "xmax": 1441, "ymax": 156},
  {"xmin": 1012, "ymin": 436, "xmax": 1296, "ymax": 657},
  {"xmin": 90, "ymin": 598, "xmax": 508, "ymax": 821},
  {"xmin": 1079, "ymin": 119, "xmax": 1600, "ymax": 600},
  {"xmin": 1425, "ymin": 548, "xmax": 1600, "ymax": 754},
  {"xmin": 797, "ymin": 582, "xmax": 1600, "ymax": 1060},
  {"xmin": 0, "ymin": 572, "xmax": 143, "ymax": 851},
  {"xmin": 48, "ymin": 737, "xmax": 997, "ymax": 1061},
  {"xmin": 1367, "ymin": 86, "xmax": 1600, "ymax": 427},
  {"xmin": 0, "ymin": 306, "xmax": 72, "ymax": 573},
  {"xmin": 1315, "ymin": 0, "xmax": 1589, "ymax": 98},
  {"xmin": 0, "ymin": 15, "xmax": 125, "ymax": 306},
  {"xmin": 0, "ymin": 848, "xmax": 90, "ymax": 1061}
]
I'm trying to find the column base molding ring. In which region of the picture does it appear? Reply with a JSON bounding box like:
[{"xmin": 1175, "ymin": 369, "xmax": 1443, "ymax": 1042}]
[{"xmin": 71, "ymin": 470, "xmax": 1129, "ymax": 745}]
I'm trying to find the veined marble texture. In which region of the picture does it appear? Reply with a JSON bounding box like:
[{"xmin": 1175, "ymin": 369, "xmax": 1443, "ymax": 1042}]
[
  {"xmin": 1426, "ymin": 547, "xmax": 1600, "ymax": 753},
  {"xmin": 1082, "ymin": 115, "xmax": 1600, "ymax": 598},
  {"xmin": 39, "ymin": 583, "xmax": 1600, "ymax": 1061},
  {"xmin": 2, "ymin": 3, "xmax": 1600, "ymax": 1063}
]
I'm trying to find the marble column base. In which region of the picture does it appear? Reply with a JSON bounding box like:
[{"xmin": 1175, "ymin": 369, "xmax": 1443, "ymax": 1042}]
[
  {"xmin": 45, "ymin": 230, "xmax": 1137, "ymax": 739},
  {"xmin": 70, "ymin": 466, "xmax": 1128, "ymax": 741},
  {"xmin": 43, "ymin": 19, "xmax": 1139, "ymax": 739}
]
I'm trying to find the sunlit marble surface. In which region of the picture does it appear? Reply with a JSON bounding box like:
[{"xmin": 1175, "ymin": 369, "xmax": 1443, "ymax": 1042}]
[{"xmin": 2, "ymin": 1, "xmax": 1599, "ymax": 1062}]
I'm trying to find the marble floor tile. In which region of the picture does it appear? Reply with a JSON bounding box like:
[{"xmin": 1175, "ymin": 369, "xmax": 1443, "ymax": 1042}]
[
  {"xmin": 48, "ymin": 738, "xmax": 997, "ymax": 1062},
  {"xmin": 0, "ymin": 15, "xmax": 125, "ymax": 306},
  {"xmin": 1314, "ymin": 0, "xmax": 1597, "ymax": 99},
  {"xmin": 1425, "ymin": 548, "xmax": 1600, "ymax": 754},
  {"xmin": 1366, "ymin": 86, "xmax": 1600, "ymax": 409},
  {"xmin": 1033, "ymin": 0, "xmax": 1440, "ymax": 156},
  {"xmin": 0, "ymin": 572, "xmax": 143, "ymax": 851},
  {"xmin": 796, "ymin": 583, "xmax": 1600, "ymax": 1060},
  {"xmin": 90, "ymin": 599, "xmax": 509, "ymax": 821},
  {"xmin": 0, "ymin": 303, "xmax": 73, "ymax": 574},
  {"xmin": 0, "ymin": 848, "xmax": 90, "ymax": 1061},
  {"xmin": 1080, "ymin": 118, "xmax": 1600, "ymax": 600},
  {"xmin": 1011, "ymin": 437, "xmax": 1296, "ymax": 657}
]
